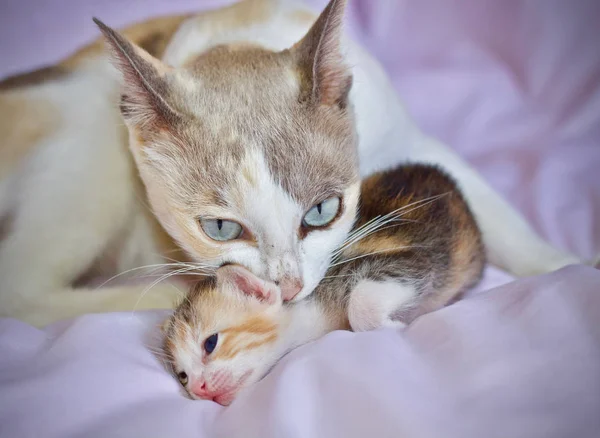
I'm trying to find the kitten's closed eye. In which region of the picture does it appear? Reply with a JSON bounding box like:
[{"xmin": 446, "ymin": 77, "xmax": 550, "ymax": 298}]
[
  {"xmin": 200, "ymin": 219, "xmax": 243, "ymax": 241},
  {"xmin": 303, "ymin": 197, "xmax": 341, "ymax": 228}
]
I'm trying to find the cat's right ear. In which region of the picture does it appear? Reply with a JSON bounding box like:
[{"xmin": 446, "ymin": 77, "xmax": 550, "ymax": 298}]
[
  {"xmin": 216, "ymin": 265, "xmax": 282, "ymax": 307},
  {"xmin": 291, "ymin": 0, "xmax": 352, "ymax": 108},
  {"xmin": 93, "ymin": 18, "xmax": 179, "ymax": 128}
]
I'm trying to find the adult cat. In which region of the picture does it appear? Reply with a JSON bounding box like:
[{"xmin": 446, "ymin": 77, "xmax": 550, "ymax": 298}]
[{"xmin": 0, "ymin": 0, "xmax": 579, "ymax": 326}]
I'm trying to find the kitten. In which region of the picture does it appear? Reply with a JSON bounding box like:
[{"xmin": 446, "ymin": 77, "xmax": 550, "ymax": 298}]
[
  {"xmin": 0, "ymin": 0, "xmax": 580, "ymax": 327},
  {"xmin": 163, "ymin": 164, "xmax": 485, "ymax": 405}
]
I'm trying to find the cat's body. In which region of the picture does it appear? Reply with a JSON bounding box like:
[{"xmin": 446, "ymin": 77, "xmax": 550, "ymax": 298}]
[
  {"xmin": 163, "ymin": 164, "xmax": 485, "ymax": 405},
  {"xmin": 0, "ymin": 0, "xmax": 580, "ymax": 327}
]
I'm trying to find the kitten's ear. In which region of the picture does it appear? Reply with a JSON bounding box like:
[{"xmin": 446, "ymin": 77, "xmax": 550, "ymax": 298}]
[
  {"xmin": 292, "ymin": 0, "xmax": 351, "ymax": 107},
  {"xmin": 217, "ymin": 265, "xmax": 281, "ymax": 306},
  {"xmin": 93, "ymin": 18, "xmax": 179, "ymax": 126}
]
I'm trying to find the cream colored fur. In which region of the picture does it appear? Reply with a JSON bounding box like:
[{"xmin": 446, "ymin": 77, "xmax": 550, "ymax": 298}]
[{"xmin": 0, "ymin": 0, "xmax": 581, "ymax": 327}]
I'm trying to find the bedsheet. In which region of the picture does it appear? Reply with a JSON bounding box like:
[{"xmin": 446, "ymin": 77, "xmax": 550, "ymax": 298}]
[{"xmin": 1, "ymin": 1, "xmax": 599, "ymax": 437}]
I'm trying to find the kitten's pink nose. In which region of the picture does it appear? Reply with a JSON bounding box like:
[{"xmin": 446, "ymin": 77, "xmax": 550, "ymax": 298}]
[
  {"xmin": 279, "ymin": 277, "xmax": 303, "ymax": 301},
  {"xmin": 190, "ymin": 380, "xmax": 209, "ymax": 399}
]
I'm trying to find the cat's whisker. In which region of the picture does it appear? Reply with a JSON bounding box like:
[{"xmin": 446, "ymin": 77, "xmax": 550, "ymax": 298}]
[
  {"xmin": 331, "ymin": 193, "xmax": 448, "ymax": 260},
  {"xmin": 334, "ymin": 217, "xmax": 419, "ymax": 254},
  {"xmin": 335, "ymin": 197, "xmax": 430, "ymax": 249},
  {"xmin": 332, "ymin": 218, "xmax": 412, "ymax": 256},
  {"xmin": 131, "ymin": 266, "xmax": 199, "ymax": 315},
  {"xmin": 329, "ymin": 245, "xmax": 430, "ymax": 268},
  {"xmin": 155, "ymin": 255, "xmax": 214, "ymax": 269},
  {"xmin": 94, "ymin": 262, "xmax": 203, "ymax": 290},
  {"xmin": 322, "ymin": 273, "xmax": 356, "ymax": 279}
]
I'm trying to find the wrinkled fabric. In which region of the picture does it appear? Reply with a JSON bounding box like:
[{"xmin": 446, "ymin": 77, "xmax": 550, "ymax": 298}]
[
  {"xmin": 1, "ymin": 267, "xmax": 599, "ymax": 438},
  {"xmin": 1, "ymin": 1, "xmax": 599, "ymax": 437}
]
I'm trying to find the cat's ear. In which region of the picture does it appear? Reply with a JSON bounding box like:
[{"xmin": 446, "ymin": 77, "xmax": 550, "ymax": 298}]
[
  {"xmin": 93, "ymin": 18, "xmax": 179, "ymax": 127},
  {"xmin": 217, "ymin": 265, "xmax": 281, "ymax": 306},
  {"xmin": 292, "ymin": 0, "xmax": 352, "ymax": 107}
]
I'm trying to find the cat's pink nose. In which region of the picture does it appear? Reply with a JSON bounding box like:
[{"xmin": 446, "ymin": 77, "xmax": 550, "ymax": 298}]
[{"xmin": 279, "ymin": 277, "xmax": 303, "ymax": 301}]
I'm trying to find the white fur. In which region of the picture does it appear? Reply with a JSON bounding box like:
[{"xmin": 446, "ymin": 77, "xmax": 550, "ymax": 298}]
[
  {"xmin": 163, "ymin": 1, "xmax": 314, "ymax": 67},
  {"xmin": 0, "ymin": 0, "xmax": 582, "ymax": 326},
  {"xmin": 0, "ymin": 60, "xmax": 180, "ymax": 324},
  {"xmin": 348, "ymin": 279, "xmax": 414, "ymax": 331}
]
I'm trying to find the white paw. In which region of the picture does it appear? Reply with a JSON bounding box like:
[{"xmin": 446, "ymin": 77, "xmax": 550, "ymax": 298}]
[
  {"xmin": 348, "ymin": 279, "xmax": 416, "ymax": 332},
  {"xmin": 380, "ymin": 317, "xmax": 407, "ymax": 330}
]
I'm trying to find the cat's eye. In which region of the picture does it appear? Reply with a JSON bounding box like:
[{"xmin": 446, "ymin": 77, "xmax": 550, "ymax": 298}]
[
  {"xmin": 302, "ymin": 197, "xmax": 341, "ymax": 228},
  {"xmin": 177, "ymin": 371, "xmax": 188, "ymax": 386},
  {"xmin": 200, "ymin": 218, "xmax": 243, "ymax": 241},
  {"xmin": 204, "ymin": 333, "xmax": 219, "ymax": 355}
]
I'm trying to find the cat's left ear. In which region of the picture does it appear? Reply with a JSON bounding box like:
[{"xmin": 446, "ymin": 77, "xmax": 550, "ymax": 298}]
[
  {"xmin": 93, "ymin": 18, "xmax": 179, "ymax": 128},
  {"xmin": 217, "ymin": 265, "xmax": 282, "ymax": 306},
  {"xmin": 291, "ymin": 0, "xmax": 352, "ymax": 108}
]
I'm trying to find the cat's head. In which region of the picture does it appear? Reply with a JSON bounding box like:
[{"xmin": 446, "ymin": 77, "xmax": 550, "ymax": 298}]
[
  {"xmin": 95, "ymin": 0, "xmax": 359, "ymax": 301},
  {"xmin": 163, "ymin": 265, "xmax": 286, "ymax": 405}
]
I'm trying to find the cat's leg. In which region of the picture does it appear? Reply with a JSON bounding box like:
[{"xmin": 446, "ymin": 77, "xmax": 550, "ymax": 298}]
[
  {"xmin": 0, "ymin": 168, "xmax": 182, "ymax": 326},
  {"xmin": 11, "ymin": 285, "xmax": 182, "ymax": 328},
  {"xmin": 0, "ymin": 98, "xmax": 180, "ymax": 327},
  {"xmin": 347, "ymin": 279, "xmax": 416, "ymax": 332},
  {"xmin": 0, "ymin": 166, "xmax": 182, "ymax": 327}
]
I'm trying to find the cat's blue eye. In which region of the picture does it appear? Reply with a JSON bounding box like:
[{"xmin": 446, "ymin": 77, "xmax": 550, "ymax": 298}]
[
  {"xmin": 204, "ymin": 333, "xmax": 219, "ymax": 355},
  {"xmin": 200, "ymin": 218, "xmax": 243, "ymax": 241},
  {"xmin": 302, "ymin": 197, "xmax": 341, "ymax": 227}
]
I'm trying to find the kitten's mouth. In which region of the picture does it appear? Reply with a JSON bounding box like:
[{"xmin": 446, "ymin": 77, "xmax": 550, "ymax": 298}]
[
  {"xmin": 212, "ymin": 391, "xmax": 236, "ymax": 406},
  {"xmin": 209, "ymin": 369, "xmax": 253, "ymax": 406}
]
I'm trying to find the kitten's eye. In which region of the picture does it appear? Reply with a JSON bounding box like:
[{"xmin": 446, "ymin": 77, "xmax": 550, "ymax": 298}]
[
  {"xmin": 200, "ymin": 218, "xmax": 243, "ymax": 241},
  {"xmin": 177, "ymin": 371, "xmax": 188, "ymax": 386},
  {"xmin": 204, "ymin": 333, "xmax": 219, "ymax": 355},
  {"xmin": 302, "ymin": 197, "xmax": 341, "ymax": 227}
]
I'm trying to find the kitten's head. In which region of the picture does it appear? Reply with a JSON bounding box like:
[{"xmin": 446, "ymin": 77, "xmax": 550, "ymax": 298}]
[
  {"xmin": 163, "ymin": 265, "xmax": 285, "ymax": 405},
  {"xmin": 95, "ymin": 0, "xmax": 359, "ymax": 301}
]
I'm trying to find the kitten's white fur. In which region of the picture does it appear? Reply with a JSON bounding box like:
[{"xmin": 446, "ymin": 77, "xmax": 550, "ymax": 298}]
[{"xmin": 348, "ymin": 280, "xmax": 414, "ymax": 331}]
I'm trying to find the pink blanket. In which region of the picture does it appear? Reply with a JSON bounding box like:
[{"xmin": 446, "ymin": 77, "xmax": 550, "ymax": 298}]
[{"xmin": 1, "ymin": 1, "xmax": 599, "ymax": 437}]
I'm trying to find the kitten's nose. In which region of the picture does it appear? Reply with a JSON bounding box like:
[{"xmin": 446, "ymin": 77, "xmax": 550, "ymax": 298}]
[
  {"xmin": 189, "ymin": 380, "xmax": 209, "ymax": 399},
  {"xmin": 279, "ymin": 277, "xmax": 303, "ymax": 301}
]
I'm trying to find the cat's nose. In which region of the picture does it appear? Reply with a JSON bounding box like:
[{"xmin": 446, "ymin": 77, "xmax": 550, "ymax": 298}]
[{"xmin": 279, "ymin": 277, "xmax": 303, "ymax": 301}]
